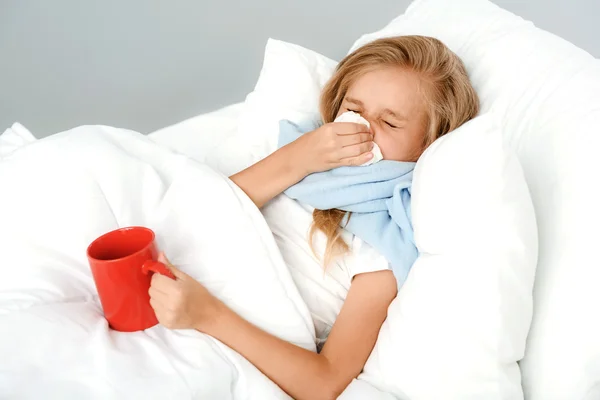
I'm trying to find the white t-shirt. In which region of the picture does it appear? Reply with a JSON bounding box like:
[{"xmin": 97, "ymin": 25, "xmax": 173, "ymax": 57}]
[{"xmin": 262, "ymin": 194, "xmax": 390, "ymax": 347}]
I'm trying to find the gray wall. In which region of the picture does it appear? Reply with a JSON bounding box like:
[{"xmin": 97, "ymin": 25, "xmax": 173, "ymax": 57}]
[{"xmin": 1, "ymin": 0, "xmax": 599, "ymax": 137}]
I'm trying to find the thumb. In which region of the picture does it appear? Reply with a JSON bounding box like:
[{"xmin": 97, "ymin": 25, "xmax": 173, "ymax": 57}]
[
  {"xmin": 158, "ymin": 252, "xmax": 188, "ymax": 280},
  {"xmin": 157, "ymin": 251, "xmax": 172, "ymax": 266}
]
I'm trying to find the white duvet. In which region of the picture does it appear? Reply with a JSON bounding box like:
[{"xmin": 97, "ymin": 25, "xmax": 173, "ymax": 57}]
[{"xmin": 0, "ymin": 125, "xmax": 316, "ymax": 399}]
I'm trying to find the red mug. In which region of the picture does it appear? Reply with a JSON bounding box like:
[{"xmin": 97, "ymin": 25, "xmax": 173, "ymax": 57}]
[{"xmin": 86, "ymin": 226, "xmax": 175, "ymax": 332}]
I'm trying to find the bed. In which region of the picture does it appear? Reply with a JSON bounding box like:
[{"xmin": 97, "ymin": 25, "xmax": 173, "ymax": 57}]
[{"xmin": 1, "ymin": 0, "xmax": 599, "ymax": 399}]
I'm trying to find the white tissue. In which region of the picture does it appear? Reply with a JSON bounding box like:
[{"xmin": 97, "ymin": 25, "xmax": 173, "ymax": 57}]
[{"xmin": 334, "ymin": 111, "xmax": 383, "ymax": 166}]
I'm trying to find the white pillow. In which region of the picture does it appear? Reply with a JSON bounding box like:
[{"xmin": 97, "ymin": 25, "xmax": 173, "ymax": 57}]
[
  {"xmin": 361, "ymin": 114, "xmax": 537, "ymax": 400},
  {"xmin": 237, "ymin": 38, "xmax": 537, "ymax": 398},
  {"xmin": 149, "ymin": 103, "xmax": 245, "ymax": 168},
  {"xmin": 209, "ymin": 39, "xmax": 337, "ymax": 175},
  {"xmin": 351, "ymin": 1, "xmax": 600, "ymax": 398}
]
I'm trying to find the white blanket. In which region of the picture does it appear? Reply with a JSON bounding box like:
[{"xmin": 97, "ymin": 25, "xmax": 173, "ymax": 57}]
[{"xmin": 0, "ymin": 125, "xmax": 316, "ymax": 399}]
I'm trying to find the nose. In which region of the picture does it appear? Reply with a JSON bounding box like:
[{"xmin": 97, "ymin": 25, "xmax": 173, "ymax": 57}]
[
  {"xmin": 358, "ymin": 114, "xmax": 374, "ymax": 134},
  {"xmin": 365, "ymin": 118, "xmax": 380, "ymax": 138}
]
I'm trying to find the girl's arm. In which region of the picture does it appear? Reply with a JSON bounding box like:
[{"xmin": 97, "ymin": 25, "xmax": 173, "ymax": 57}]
[
  {"xmin": 149, "ymin": 256, "xmax": 397, "ymax": 400},
  {"xmin": 229, "ymin": 142, "xmax": 307, "ymax": 209},
  {"xmin": 205, "ymin": 270, "xmax": 397, "ymax": 400},
  {"xmin": 229, "ymin": 122, "xmax": 374, "ymax": 209}
]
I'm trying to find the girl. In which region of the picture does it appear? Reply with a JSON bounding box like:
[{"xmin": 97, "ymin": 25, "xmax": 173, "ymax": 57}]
[{"xmin": 149, "ymin": 36, "xmax": 479, "ymax": 400}]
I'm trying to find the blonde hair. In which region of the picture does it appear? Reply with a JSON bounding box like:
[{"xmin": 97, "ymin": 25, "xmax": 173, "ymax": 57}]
[{"xmin": 312, "ymin": 35, "xmax": 479, "ymax": 266}]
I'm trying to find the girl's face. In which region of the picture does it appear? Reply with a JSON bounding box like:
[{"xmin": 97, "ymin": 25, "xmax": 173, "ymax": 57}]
[{"xmin": 337, "ymin": 66, "xmax": 428, "ymax": 162}]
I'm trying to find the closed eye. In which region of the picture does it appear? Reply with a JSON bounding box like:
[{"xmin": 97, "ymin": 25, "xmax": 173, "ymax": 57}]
[
  {"xmin": 346, "ymin": 108, "xmax": 360, "ymax": 113},
  {"xmin": 385, "ymin": 121, "xmax": 398, "ymax": 129}
]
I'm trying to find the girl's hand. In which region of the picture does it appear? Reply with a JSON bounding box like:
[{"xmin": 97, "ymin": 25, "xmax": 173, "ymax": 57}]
[
  {"xmin": 290, "ymin": 122, "xmax": 374, "ymax": 174},
  {"xmin": 149, "ymin": 253, "xmax": 223, "ymax": 332}
]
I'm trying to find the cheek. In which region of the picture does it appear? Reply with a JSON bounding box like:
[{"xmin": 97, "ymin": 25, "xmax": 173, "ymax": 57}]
[
  {"xmin": 376, "ymin": 129, "xmax": 426, "ymax": 162},
  {"xmin": 374, "ymin": 131, "xmax": 406, "ymax": 160}
]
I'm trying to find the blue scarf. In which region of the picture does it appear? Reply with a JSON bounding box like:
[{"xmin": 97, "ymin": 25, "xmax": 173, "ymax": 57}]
[{"xmin": 278, "ymin": 120, "xmax": 418, "ymax": 288}]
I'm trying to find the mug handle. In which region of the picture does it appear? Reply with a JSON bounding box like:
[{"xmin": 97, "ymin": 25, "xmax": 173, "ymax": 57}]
[{"xmin": 142, "ymin": 260, "xmax": 176, "ymax": 280}]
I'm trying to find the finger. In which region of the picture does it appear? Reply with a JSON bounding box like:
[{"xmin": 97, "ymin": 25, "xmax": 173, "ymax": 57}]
[
  {"xmin": 164, "ymin": 263, "xmax": 188, "ymax": 280},
  {"xmin": 158, "ymin": 252, "xmax": 172, "ymax": 266},
  {"xmin": 332, "ymin": 122, "xmax": 370, "ymax": 135},
  {"xmin": 339, "ymin": 152, "xmax": 374, "ymax": 167},
  {"xmin": 339, "ymin": 133, "xmax": 373, "ymax": 148},
  {"xmin": 148, "ymin": 285, "xmax": 170, "ymax": 302},
  {"xmin": 151, "ymin": 272, "xmax": 178, "ymax": 292},
  {"xmin": 338, "ymin": 141, "xmax": 374, "ymax": 159},
  {"xmin": 158, "ymin": 252, "xmax": 188, "ymax": 280},
  {"xmin": 149, "ymin": 297, "xmax": 164, "ymax": 314}
]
